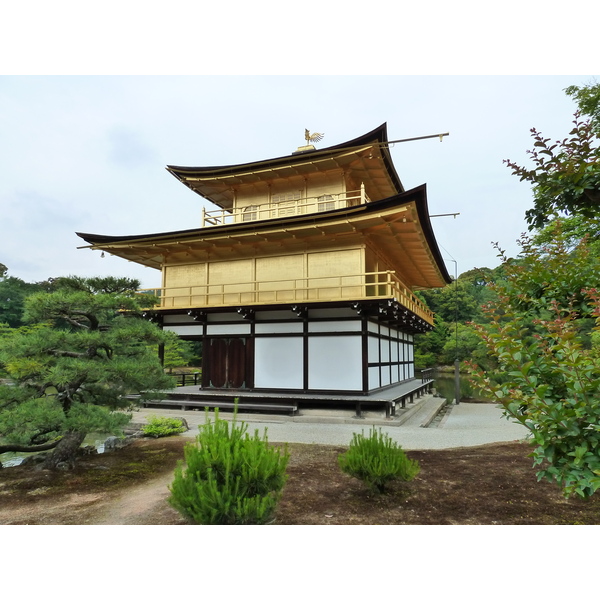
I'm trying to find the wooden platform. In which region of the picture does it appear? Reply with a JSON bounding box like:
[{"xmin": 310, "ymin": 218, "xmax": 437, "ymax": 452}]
[{"xmin": 140, "ymin": 378, "xmax": 434, "ymax": 419}]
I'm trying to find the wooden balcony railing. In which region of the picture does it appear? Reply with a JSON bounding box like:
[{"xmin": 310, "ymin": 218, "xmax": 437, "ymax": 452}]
[
  {"xmin": 201, "ymin": 186, "xmax": 370, "ymax": 227},
  {"xmin": 139, "ymin": 270, "xmax": 434, "ymax": 325}
]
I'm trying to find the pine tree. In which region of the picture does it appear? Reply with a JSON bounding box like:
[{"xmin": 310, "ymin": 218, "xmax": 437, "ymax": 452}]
[{"xmin": 0, "ymin": 276, "xmax": 173, "ymax": 469}]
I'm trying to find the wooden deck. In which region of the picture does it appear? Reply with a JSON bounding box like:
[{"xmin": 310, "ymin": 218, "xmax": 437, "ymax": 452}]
[{"xmin": 140, "ymin": 377, "xmax": 434, "ymax": 419}]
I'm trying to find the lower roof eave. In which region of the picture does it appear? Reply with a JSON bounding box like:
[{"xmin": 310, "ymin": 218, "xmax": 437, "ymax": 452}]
[{"xmin": 142, "ymin": 298, "xmax": 434, "ymax": 332}]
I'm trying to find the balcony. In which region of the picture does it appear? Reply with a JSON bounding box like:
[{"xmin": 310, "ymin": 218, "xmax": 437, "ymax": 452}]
[
  {"xmin": 201, "ymin": 187, "xmax": 370, "ymax": 227},
  {"xmin": 139, "ymin": 270, "xmax": 434, "ymax": 326}
]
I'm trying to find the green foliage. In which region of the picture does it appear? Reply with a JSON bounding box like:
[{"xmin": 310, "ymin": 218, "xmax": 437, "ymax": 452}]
[
  {"xmin": 418, "ymin": 279, "xmax": 484, "ymax": 324},
  {"xmin": 162, "ymin": 333, "xmax": 197, "ymax": 373},
  {"xmin": 441, "ymin": 322, "xmax": 489, "ymax": 364},
  {"xmin": 531, "ymin": 214, "xmax": 600, "ymax": 255},
  {"xmin": 0, "ymin": 276, "xmax": 173, "ymax": 461},
  {"xmin": 0, "ymin": 396, "xmax": 65, "ymax": 445},
  {"xmin": 169, "ymin": 410, "xmax": 290, "ymax": 524},
  {"xmin": 505, "ymin": 112, "xmax": 600, "ymax": 230},
  {"xmin": 565, "ymin": 81, "xmax": 600, "ymax": 134},
  {"xmin": 0, "ymin": 268, "xmax": 44, "ymax": 327},
  {"xmin": 492, "ymin": 227, "xmax": 599, "ymax": 321},
  {"xmin": 142, "ymin": 415, "xmax": 186, "ymax": 438},
  {"xmin": 468, "ymin": 232, "xmax": 600, "ymax": 498},
  {"xmin": 414, "ymin": 269, "xmax": 501, "ymax": 367},
  {"xmin": 338, "ymin": 427, "xmax": 420, "ymax": 494}
]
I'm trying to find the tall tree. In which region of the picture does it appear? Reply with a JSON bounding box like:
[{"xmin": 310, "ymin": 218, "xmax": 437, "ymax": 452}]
[
  {"xmin": 468, "ymin": 230, "xmax": 600, "ymax": 498},
  {"xmin": 0, "ymin": 266, "xmax": 43, "ymax": 327},
  {"xmin": 505, "ymin": 82, "xmax": 600, "ymax": 230},
  {"xmin": 565, "ymin": 81, "xmax": 600, "ymax": 133},
  {"xmin": 0, "ymin": 276, "xmax": 173, "ymax": 469}
]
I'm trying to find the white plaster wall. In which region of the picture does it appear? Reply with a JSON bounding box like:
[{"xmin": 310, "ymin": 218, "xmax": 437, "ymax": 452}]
[
  {"xmin": 163, "ymin": 314, "xmax": 196, "ymax": 324},
  {"xmin": 368, "ymin": 366, "xmax": 380, "ymax": 390},
  {"xmin": 391, "ymin": 340, "xmax": 399, "ymax": 362},
  {"xmin": 381, "ymin": 367, "xmax": 391, "ymax": 387},
  {"xmin": 309, "ymin": 336, "xmax": 362, "ymax": 390},
  {"xmin": 207, "ymin": 312, "xmax": 245, "ymax": 322},
  {"xmin": 205, "ymin": 324, "xmax": 251, "ymax": 335},
  {"xmin": 308, "ymin": 321, "xmax": 361, "ymax": 333},
  {"xmin": 381, "ymin": 338, "xmax": 390, "ymax": 362},
  {"xmin": 255, "ymin": 322, "xmax": 303, "ymax": 334},
  {"xmin": 368, "ymin": 335, "xmax": 379, "ymax": 362},
  {"xmin": 163, "ymin": 325, "xmax": 204, "ymax": 336},
  {"xmin": 309, "ymin": 308, "xmax": 357, "ymax": 319},
  {"xmin": 254, "ymin": 337, "xmax": 303, "ymax": 389}
]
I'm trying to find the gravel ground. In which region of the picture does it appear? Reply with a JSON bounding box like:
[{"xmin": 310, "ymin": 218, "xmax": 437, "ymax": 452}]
[{"xmin": 132, "ymin": 398, "xmax": 528, "ymax": 450}]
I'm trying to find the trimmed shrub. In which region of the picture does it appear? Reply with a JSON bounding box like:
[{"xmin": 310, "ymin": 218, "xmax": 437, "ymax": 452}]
[
  {"xmin": 168, "ymin": 410, "xmax": 289, "ymax": 524},
  {"xmin": 338, "ymin": 426, "xmax": 420, "ymax": 493},
  {"xmin": 142, "ymin": 415, "xmax": 186, "ymax": 438}
]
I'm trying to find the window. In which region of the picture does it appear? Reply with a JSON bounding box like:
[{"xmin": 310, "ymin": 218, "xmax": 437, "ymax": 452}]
[
  {"xmin": 272, "ymin": 191, "xmax": 301, "ymax": 204},
  {"xmin": 242, "ymin": 205, "xmax": 258, "ymax": 221},
  {"xmin": 317, "ymin": 194, "xmax": 335, "ymax": 212},
  {"xmin": 271, "ymin": 191, "xmax": 301, "ymax": 217}
]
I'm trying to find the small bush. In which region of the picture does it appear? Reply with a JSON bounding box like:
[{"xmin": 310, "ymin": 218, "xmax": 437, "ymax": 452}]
[
  {"xmin": 142, "ymin": 415, "xmax": 186, "ymax": 438},
  {"xmin": 338, "ymin": 427, "xmax": 420, "ymax": 493},
  {"xmin": 168, "ymin": 410, "xmax": 289, "ymax": 524}
]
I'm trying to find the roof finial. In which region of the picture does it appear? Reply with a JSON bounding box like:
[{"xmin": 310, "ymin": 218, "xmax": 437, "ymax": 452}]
[{"xmin": 305, "ymin": 129, "xmax": 324, "ymax": 144}]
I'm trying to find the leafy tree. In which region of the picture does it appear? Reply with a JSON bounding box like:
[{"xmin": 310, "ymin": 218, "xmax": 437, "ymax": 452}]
[
  {"xmin": 163, "ymin": 335, "xmax": 197, "ymax": 373},
  {"xmin": 565, "ymin": 81, "xmax": 600, "ymax": 133},
  {"xmin": 493, "ymin": 226, "xmax": 599, "ymax": 321},
  {"xmin": 468, "ymin": 231, "xmax": 600, "ymax": 498},
  {"xmin": 418, "ymin": 279, "xmax": 482, "ymax": 324},
  {"xmin": 505, "ymin": 82, "xmax": 600, "ymax": 230},
  {"xmin": 0, "ymin": 266, "xmax": 44, "ymax": 328},
  {"xmin": 414, "ymin": 316, "xmax": 450, "ymax": 369},
  {"xmin": 0, "ymin": 276, "xmax": 173, "ymax": 469},
  {"xmin": 414, "ymin": 271, "xmax": 501, "ymax": 367},
  {"xmin": 441, "ymin": 322, "xmax": 488, "ymax": 365},
  {"xmin": 531, "ymin": 214, "xmax": 600, "ymax": 255}
]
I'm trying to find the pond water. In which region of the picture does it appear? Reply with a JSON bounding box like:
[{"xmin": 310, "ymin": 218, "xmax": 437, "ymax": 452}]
[
  {"xmin": 431, "ymin": 371, "xmax": 483, "ymax": 403},
  {"xmin": 0, "ymin": 433, "xmax": 111, "ymax": 468}
]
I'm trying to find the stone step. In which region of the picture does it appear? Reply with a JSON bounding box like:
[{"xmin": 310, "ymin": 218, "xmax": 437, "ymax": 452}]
[{"xmin": 397, "ymin": 396, "xmax": 447, "ymax": 428}]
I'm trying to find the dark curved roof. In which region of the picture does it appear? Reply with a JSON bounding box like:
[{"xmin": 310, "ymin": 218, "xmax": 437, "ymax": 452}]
[
  {"xmin": 166, "ymin": 123, "xmax": 404, "ymax": 198},
  {"xmin": 76, "ymin": 183, "xmax": 451, "ymax": 287}
]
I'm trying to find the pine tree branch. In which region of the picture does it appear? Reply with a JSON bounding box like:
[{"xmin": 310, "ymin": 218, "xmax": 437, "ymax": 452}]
[{"xmin": 0, "ymin": 438, "xmax": 61, "ymax": 455}]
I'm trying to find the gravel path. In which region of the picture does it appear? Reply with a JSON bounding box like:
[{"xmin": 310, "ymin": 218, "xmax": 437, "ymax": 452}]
[{"xmin": 132, "ymin": 400, "xmax": 528, "ymax": 450}]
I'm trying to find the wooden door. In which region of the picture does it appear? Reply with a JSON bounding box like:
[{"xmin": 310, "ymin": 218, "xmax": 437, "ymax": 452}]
[{"xmin": 203, "ymin": 337, "xmax": 250, "ymax": 389}]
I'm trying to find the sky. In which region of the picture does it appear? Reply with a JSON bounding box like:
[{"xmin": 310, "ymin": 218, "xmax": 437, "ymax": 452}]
[{"xmin": 1, "ymin": 74, "xmax": 598, "ymax": 288}]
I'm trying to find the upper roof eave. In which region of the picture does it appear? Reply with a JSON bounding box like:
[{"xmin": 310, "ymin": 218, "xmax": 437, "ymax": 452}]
[
  {"xmin": 76, "ymin": 184, "xmax": 451, "ymax": 286},
  {"xmin": 166, "ymin": 123, "xmax": 404, "ymax": 194}
]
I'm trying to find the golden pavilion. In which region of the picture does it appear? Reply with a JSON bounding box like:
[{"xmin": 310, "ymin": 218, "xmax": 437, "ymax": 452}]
[{"xmin": 77, "ymin": 123, "xmax": 451, "ymax": 415}]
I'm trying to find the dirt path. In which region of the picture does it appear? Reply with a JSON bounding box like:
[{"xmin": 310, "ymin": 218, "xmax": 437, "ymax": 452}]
[
  {"xmin": 87, "ymin": 469, "xmax": 188, "ymax": 525},
  {"xmin": 0, "ymin": 437, "xmax": 190, "ymax": 525}
]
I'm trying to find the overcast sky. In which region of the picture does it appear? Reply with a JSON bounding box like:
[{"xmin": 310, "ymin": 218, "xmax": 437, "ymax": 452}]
[{"xmin": 2, "ymin": 75, "xmax": 597, "ymax": 288}]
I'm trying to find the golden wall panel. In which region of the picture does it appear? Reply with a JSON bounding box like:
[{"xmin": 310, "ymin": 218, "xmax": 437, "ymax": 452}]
[
  {"xmin": 307, "ymin": 248, "xmax": 363, "ymax": 300},
  {"xmin": 207, "ymin": 259, "xmax": 254, "ymax": 303},
  {"xmin": 164, "ymin": 263, "xmax": 206, "ymax": 288},
  {"xmin": 256, "ymin": 254, "xmax": 305, "ymax": 302}
]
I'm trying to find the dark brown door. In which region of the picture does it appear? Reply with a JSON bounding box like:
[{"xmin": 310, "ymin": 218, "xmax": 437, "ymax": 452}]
[{"xmin": 204, "ymin": 337, "xmax": 250, "ymax": 389}]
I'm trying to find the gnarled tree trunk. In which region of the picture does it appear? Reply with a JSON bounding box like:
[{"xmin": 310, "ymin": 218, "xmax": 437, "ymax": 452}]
[{"xmin": 43, "ymin": 430, "xmax": 87, "ymax": 470}]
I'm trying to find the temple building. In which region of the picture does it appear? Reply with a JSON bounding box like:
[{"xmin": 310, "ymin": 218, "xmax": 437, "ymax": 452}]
[{"xmin": 77, "ymin": 123, "xmax": 451, "ymax": 415}]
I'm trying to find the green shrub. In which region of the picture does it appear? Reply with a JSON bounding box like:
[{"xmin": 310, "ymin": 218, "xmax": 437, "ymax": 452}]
[
  {"xmin": 168, "ymin": 410, "xmax": 289, "ymax": 524},
  {"xmin": 142, "ymin": 415, "xmax": 186, "ymax": 438},
  {"xmin": 338, "ymin": 427, "xmax": 420, "ymax": 493}
]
